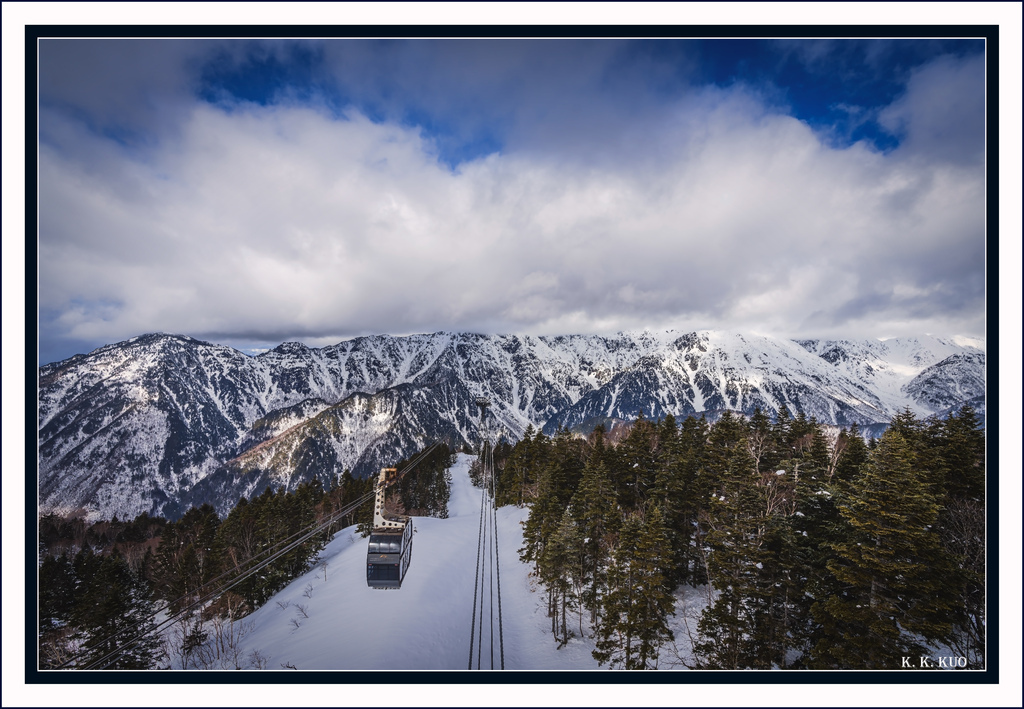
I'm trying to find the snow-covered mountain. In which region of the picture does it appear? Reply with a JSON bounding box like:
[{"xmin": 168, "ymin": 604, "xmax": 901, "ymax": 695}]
[{"xmin": 37, "ymin": 330, "xmax": 985, "ymax": 520}]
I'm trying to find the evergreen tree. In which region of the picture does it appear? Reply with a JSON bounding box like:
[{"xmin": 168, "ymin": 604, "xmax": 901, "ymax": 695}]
[
  {"xmin": 930, "ymin": 405, "xmax": 986, "ymax": 667},
  {"xmin": 540, "ymin": 510, "xmax": 584, "ymax": 645},
  {"xmin": 674, "ymin": 415, "xmax": 710, "ymax": 586},
  {"xmin": 747, "ymin": 407, "xmax": 782, "ymax": 475},
  {"xmin": 811, "ymin": 428, "xmax": 954, "ymax": 668},
  {"xmin": 834, "ymin": 423, "xmax": 870, "ymax": 483},
  {"xmin": 650, "ymin": 414, "xmax": 695, "ymax": 588},
  {"xmin": 694, "ymin": 411, "xmax": 797, "ymax": 669},
  {"xmin": 394, "ymin": 443, "xmax": 455, "ymax": 517},
  {"xmin": 615, "ymin": 412, "xmax": 659, "ymax": 511},
  {"xmin": 569, "ymin": 457, "xmax": 619, "ymax": 623},
  {"xmin": 808, "ymin": 420, "xmax": 831, "ymax": 473},
  {"xmin": 39, "ymin": 553, "xmax": 76, "ymax": 630},
  {"xmin": 787, "ymin": 421, "xmax": 847, "ymax": 666},
  {"xmin": 152, "ymin": 504, "xmax": 221, "ymax": 614},
  {"xmin": 587, "ymin": 424, "xmax": 622, "ymax": 476},
  {"xmin": 71, "ymin": 553, "xmax": 161, "ymax": 669},
  {"xmin": 593, "ymin": 509, "xmax": 675, "ymax": 669},
  {"xmin": 39, "ymin": 553, "xmax": 78, "ymax": 668},
  {"xmin": 520, "ymin": 459, "xmax": 564, "ymax": 567},
  {"xmin": 520, "ymin": 428, "xmax": 582, "ymax": 566},
  {"xmin": 497, "ymin": 424, "xmax": 542, "ymax": 506},
  {"xmin": 789, "ymin": 409, "xmax": 816, "ymax": 449},
  {"xmin": 932, "ymin": 404, "xmax": 985, "ymax": 502},
  {"xmin": 775, "ymin": 402, "xmax": 792, "ymax": 436}
]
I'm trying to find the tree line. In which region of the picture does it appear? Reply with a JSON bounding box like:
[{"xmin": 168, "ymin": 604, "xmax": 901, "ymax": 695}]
[
  {"xmin": 37, "ymin": 444, "xmax": 454, "ymax": 671},
  {"xmin": 498, "ymin": 405, "xmax": 985, "ymax": 670}
]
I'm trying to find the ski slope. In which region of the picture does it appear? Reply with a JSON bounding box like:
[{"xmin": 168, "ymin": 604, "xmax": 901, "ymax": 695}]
[{"xmin": 235, "ymin": 454, "xmax": 614, "ymax": 671}]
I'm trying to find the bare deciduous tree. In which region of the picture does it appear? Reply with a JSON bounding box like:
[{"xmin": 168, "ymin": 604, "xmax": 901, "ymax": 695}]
[
  {"xmin": 162, "ymin": 595, "xmax": 258, "ymax": 670},
  {"xmin": 940, "ymin": 497, "xmax": 986, "ymax": 668}
]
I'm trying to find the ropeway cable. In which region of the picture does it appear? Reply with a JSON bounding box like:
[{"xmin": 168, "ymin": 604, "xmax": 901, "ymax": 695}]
[
  {"xmin": 79, "ymin": 489, "xmax": 375, "ymax": 670},
  {"xmin": 84, "ymin": 440, "xmax": 443, "ymax": 670},
  {"xmin": 467, "ymin": 438, "xmax": 505, "ymax": 669},
  {"xmin": 488, "ymin": 455, "xmax": 495, "ymax": 669},
  {"xmin": 467, "ymin": 457, "xmax": 487, "ymax": 669},
  {"xmin": 65, "ymin": 442, "xmax": 442, "ymax": 670},
  {"xmin": 489, "ymin": 442, "xmax": 505, "ymax": 669},
  {"xmin": 476, "ymin": 468, "xmax": 488, "ymax": 670}
]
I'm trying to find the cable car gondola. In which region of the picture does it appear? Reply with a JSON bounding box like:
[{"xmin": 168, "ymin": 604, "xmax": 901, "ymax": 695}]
[{"xmin": 366, "ymin": 467, "xmax": 413, "ymax": 589}]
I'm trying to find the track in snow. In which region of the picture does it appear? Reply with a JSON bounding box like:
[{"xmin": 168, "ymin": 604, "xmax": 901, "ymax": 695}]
[{"xmin": 233, "ymin": 454, "xmax": 599, "ymax": 671}]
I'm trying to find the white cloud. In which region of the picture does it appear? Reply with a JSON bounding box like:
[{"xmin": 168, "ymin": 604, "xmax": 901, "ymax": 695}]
[{"xmin": 38, "ymin": 64, "xmax": 985, "ymax": 357}]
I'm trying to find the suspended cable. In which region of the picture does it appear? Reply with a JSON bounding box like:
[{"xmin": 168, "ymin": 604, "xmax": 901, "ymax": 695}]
[
  {"xmin": 490, "ymin": 441, "xmax": 505, "ymax": 669},
  {"xmin": 467, "ymin": 465, "xmax": 486, "ymax": 669},
  {"xmin": 81, "ymin": 489, "xmax": 374, "ymax": 670},
  {"xmin": 488, "ymin": 450, "xmax": 495, "ymax": 669},
  {"xmin": 67, "ymin": 443, "xmax": 442, "ymax": 670},
  {"xmin": 65, "ymin": 487, "xmax": 375, "ymax": 670},
  {"xmin": 476, "ymin": 467, "xmax": 488, "ymax": 670}
]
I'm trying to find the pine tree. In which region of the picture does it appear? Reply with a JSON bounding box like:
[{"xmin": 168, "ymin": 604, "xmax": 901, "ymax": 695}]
[
  {"xmin": 747, "ymin": 407, "xmax": 782, "ymax": 475},
  {"xmin": 811, "ymin": 428, "xmax": 954, "ymax": 668},
  {"xmin": 775, "ymin": 402, "xmax": 792, "ymax": 434},
  {"xmin": 930, "ymin": 404, "xmax": 986, "ymax": 667},
  {"xmin": 593, "ymin": 509, "xmax": 675, "ymax": 669},
  {"xmin": 615, "ymin": 412, "xmax": 659, "ymax": 511},
  {"xmin": 39, "ymin": 553, "xmax": 78, "ymax": 668},
  {"xmin": 788, "ymin": 421, "xmax": 846, "ymax": 666},
  {"xmin": 540, "ymin": 509, "xmax": 585, "ymax": 644},
  {"xmin": 694, "ymin": 411, "xmax": 797, "ymax": 669},
  {"xmin": 71, "ymin": 553, "xmax": 161, "ymax": 669},
  {"xmin": 933, "ymin": 404, "xmax": 985, "ymax": 502},
  {"xmin": 650, "ymin": 413, "xmax": 700, "ymax": 588},
  {"xmin": 520, "ymin": 427, "xmax": 582, "ymax": 566},
  {"xmin": 675, "ymin": 415, "xmax": 710, "ymax": 586},
  {"xmin": 497, "ymin": 424, "xmax": 539, "ymax": 506},
  {"xmin": 520, "ymin": 426, "xmax": 552, "ymax": 504},
  {"xmin": 153, "ymin": 504, "xmax": 221, "ymax": 614},
  {"xmin": 835, "ymin": 423, "xmax": 870, "ymax": 483},
  {"xmin": 789, "ymin": 410, "xmax": 816, "ymax": 452},
  {"xmin": 215, "ymin": 496, "xmax": 262, "ymax": 608},
  {"xmin": 569, "ymin": 457, "xmax": 619, "ymax": 623},
  {"xmin": 808, "ymin": 420, "xmax": 831, "ymax": 473},
  {"xmin": 520, "ymin": 461, "xmax": 562, "ymax": 567}
]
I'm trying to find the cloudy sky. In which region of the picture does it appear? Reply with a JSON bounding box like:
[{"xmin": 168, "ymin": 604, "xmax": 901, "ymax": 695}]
[{"xmin": 35, "ymin": 34, "xmax": 989, "ymax": 364}]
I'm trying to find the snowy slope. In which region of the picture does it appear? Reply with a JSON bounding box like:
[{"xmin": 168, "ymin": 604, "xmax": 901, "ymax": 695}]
[
  {"xmin": 796, "ymin": 335, "xmax": 985, "ymax": 415},
  {"xmin": 229, "ymin": 455, "xmax": 610, "ymax": 670},
  {"xmin": 544, "ymin": 331, "xmax": 899, "ymax": 432}
]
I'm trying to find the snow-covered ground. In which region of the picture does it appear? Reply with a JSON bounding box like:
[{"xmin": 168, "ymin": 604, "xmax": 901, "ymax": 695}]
[{"xmin": 231, "ymin": 454, "xmax": 701, "ymax": 671}]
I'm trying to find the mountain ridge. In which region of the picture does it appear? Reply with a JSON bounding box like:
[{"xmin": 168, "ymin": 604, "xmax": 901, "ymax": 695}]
[{"xmin": 37, "ymin": 329, "xmax": 986, "ymax": 520}]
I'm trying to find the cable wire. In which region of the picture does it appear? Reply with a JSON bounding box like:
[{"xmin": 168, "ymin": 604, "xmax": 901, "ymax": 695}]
[
  {"xmin": 467, "ymin": 435, "xmax": 506, "ymax": 670},
  {"xmin": 467, "ymin": 462, "xmax": 486, "ymax": 669},
  {"xmin": 490, "ymin": 441, "xmax": 505, "ymax": 669},
  {"xmin": 64, "ymin": 443, "xmax": 442, "ymax": 670}
]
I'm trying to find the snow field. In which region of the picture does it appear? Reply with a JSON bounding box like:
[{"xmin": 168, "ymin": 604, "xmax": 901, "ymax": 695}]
[
  {"xmin": 232, "ymin": 454, "xmax": 706, "ymax": 671},
  {"xmin": 236, "ymin": 455, "xmax": 604, "ymax": 670}
]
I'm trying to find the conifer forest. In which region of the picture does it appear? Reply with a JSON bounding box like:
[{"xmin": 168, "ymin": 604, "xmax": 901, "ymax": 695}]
[
  {"xmin": 37, "ymin": 406, "xmax": 985, "ymax": 671},
  {"xmin": 502, "ymin": 405, "xmax": 985, "ymax": 670},
  {"xmin": 37, "ymin": 445, "xmax": 454, "ymax": 670}
]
